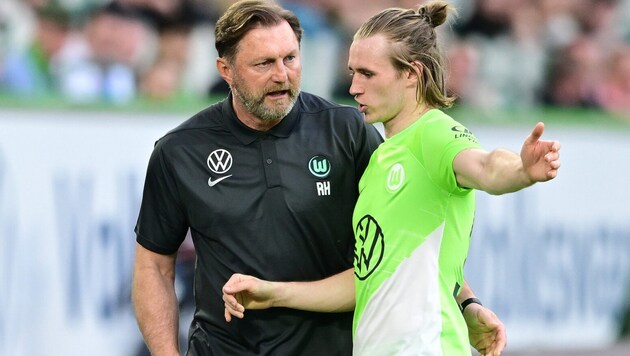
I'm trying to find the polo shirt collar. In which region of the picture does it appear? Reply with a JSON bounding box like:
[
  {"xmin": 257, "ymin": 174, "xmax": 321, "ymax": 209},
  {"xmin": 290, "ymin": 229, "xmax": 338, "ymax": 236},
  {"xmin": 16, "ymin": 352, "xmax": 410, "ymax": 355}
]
[{"xmin": 221, "ymin": 92, "xmax": 301, "ymax": 145}]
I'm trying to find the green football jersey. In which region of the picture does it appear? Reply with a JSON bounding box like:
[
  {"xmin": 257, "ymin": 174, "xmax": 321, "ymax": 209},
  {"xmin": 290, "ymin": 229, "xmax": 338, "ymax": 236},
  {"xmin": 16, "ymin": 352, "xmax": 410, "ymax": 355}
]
[{"xmin": 352, "ymin": 109, "xmax": 481, "ymax": 355}]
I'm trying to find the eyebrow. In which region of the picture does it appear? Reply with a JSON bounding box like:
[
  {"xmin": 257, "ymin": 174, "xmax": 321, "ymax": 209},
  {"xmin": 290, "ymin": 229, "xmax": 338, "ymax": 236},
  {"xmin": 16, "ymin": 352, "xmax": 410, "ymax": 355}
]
[
  {"xmin": 349, "ymin": 65, "xmax": 374, "ymax": 75},
  {"xmin": 253, "ymin": 49, "xmax": 299, "ymax": 62}
]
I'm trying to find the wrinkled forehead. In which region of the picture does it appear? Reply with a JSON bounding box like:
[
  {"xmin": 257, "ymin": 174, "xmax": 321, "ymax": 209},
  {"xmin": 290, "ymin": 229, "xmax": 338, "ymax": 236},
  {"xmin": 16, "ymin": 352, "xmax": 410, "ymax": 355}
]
[{"xmin": 235, "ymin": 21, "xmax": 300, "ymax": 61}]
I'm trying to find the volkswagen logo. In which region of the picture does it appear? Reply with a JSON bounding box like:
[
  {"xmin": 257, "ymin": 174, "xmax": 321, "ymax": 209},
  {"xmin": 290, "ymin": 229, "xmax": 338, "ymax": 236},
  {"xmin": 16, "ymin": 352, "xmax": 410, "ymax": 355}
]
[{"xmin": 207, "ymin": 149, "xmax": 233, "ymax": 174}]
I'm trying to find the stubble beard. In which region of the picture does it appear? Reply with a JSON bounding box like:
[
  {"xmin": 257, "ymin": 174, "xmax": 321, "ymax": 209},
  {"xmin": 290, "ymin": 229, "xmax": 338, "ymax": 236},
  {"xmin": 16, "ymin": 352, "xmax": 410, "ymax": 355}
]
[{"xmin": 231, "ymin": 76, "xmax": 300, "ymax": 122}]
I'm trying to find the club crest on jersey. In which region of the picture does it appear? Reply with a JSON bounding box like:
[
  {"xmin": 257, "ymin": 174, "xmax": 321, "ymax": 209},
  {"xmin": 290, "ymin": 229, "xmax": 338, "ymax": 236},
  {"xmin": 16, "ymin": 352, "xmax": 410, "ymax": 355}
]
[
  {"xmin": 354, "ymin": 214, "xmax": 384, "ymax": 280},
  {"xmin": 207, "ymin": 149, "xmax": 233, "ymax": 187},
  {"xmin": 309, "ymin": 155, "xmax": 331, "ymax": 196},
  {"xmin": 386, "ymin": 163, "xmax": 405, "ymax": 191},
  {"xmin": 308, "ymin": 155, "xmax": 331, "ymax": 178}
]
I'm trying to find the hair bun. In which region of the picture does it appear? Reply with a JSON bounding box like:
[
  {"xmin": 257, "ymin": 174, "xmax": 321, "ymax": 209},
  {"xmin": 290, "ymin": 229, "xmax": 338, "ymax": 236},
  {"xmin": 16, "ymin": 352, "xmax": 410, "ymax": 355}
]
[{"xmin": 418, "ymin": 1, "xmax": 450, "ymax": 28}]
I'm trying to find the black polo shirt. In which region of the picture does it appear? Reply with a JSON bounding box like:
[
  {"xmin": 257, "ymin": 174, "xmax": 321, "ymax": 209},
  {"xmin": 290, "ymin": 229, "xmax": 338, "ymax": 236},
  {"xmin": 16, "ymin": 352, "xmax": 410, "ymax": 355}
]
[{"xmin": 135, "ymin": 92, "xmax": 383, "ymax": 355}]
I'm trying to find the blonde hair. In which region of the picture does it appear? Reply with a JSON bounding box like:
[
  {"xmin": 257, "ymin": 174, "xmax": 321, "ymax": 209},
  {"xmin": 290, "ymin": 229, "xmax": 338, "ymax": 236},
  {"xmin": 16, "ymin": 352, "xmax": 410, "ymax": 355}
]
[{"xmin": 354, "ymin": 1, "xmax": 456, "ymax": 108}]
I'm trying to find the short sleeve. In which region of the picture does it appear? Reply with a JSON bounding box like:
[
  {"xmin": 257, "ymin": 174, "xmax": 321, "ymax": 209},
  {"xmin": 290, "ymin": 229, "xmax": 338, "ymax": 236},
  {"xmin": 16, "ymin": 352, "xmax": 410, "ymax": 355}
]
[
  {"xmin": 419, "ymin": 115, "xmax": 481, "ymax": 194},
  {"xmin": 134, "ymin": 139, "xmax": 188, "ymax": 254}
]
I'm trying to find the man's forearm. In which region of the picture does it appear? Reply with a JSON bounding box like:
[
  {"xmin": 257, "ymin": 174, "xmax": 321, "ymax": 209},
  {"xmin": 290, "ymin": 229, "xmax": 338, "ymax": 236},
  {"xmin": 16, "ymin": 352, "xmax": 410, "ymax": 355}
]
[
  {"xmin": 132, "ymin": 265, "xmax": 181, "ymax": 355},
  {"xmin": 274, "ymin": 268, "xmax": 355, "ymax": 312},
  {"xmin": 482, "ymin": 149, "xmax": 533, "ymax": 195}
]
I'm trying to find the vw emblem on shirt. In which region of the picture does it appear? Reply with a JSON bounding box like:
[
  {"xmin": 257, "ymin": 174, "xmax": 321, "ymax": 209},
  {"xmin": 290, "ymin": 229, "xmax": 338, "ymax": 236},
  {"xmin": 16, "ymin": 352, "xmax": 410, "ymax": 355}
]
[
  {"xmin": 386, "ymin": 163, "xmax": 405, "ymax": 191},
  {"xmin": 207, "ymin": 149, "xmax": 233, "ymax": 174},
  {"xmin": 354, "ymin": 214, "xmax": 384, "ymax": 280},
  {"xmin": 308, "ymin": 155, "xmax": 331, "ymax": 178}
]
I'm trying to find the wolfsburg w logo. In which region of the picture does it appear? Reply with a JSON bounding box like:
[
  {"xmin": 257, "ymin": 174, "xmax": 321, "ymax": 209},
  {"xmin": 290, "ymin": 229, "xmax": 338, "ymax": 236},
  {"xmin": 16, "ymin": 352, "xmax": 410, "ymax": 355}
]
[
  {"xmin": 387, "ymin": 163, "xmax": 405, "ymax": 191},
  {"xmin": 308, "ymin": 155, "xmax": 330, "ymax": 178},
  {"xmin": 354, "ymin": 215, "xmax": 384, "ymax": 280}
]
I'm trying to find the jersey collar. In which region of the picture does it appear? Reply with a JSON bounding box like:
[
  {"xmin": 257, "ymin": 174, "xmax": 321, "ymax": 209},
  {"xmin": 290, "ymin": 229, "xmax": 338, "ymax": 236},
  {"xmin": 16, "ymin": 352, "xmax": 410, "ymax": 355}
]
[{"xmin": 221, "ymin": 92, "xmax": 301, "ymax": 145}]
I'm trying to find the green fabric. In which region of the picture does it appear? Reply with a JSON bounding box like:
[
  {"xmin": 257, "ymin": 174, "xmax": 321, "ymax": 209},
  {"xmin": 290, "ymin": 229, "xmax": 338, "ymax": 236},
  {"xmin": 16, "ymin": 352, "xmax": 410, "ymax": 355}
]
[{"xmin": 352, "ymin": 109, "xmax": 481, "ymax": 355}]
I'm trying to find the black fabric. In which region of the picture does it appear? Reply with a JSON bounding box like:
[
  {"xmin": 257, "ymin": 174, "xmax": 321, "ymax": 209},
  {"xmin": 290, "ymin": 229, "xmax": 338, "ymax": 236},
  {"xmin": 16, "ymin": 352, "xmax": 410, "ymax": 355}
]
[{"xmin": 135, "ymin": 92, "xmax": 383, "ymax": 355}]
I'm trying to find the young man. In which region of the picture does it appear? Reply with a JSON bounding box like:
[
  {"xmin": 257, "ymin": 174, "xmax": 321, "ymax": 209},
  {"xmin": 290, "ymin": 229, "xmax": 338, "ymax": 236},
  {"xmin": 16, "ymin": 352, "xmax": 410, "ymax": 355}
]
[
  {"xmin": 221, "ymin": 1, "xmax": 560, "ymax": 356},
  {"xmin": 133, "ymin": 1, "xmax": 506, "ymax": 355}
]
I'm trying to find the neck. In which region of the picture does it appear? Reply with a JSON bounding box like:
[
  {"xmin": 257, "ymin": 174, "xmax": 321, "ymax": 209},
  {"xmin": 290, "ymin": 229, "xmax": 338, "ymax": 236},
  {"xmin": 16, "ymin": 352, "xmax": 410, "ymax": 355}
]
[{"xmin": 383, "ymin": 104, "xmax": 432, "ymax": 138}]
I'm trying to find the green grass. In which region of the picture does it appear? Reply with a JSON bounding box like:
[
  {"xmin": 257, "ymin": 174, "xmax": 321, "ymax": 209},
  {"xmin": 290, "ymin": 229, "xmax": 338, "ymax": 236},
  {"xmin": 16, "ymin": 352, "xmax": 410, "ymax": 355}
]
[{"xmin": 1, "ymin": 93, "xmax": 629, "ymax": 129}]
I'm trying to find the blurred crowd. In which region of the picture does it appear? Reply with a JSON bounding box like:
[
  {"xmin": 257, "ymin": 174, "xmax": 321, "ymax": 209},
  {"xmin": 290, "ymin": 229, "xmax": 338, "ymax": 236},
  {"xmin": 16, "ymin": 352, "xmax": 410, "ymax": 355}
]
[{"xmin": 1, "ymin": 0, "xmax": 630, "ymax": 116}]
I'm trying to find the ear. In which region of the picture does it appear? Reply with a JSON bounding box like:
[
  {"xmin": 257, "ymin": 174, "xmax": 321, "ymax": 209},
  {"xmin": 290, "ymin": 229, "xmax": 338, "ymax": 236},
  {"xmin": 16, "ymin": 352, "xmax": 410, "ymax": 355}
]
[
  {"xmin": 406, "ymin": 61, "xmax": 423, "ymax": 88},
  {"xmin": 216, "ymin": 57, "xmax": 233, "ymax": 86}
]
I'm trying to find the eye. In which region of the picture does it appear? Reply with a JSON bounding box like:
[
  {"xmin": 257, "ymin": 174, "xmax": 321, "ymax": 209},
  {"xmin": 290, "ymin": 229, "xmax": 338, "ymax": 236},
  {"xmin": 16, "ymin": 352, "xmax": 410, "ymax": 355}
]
[
  {"xmin": 256, "ymin": 60, "xmax": 272, "ymax": 67},
  {"xmin": 359, "ymin": 70, "xmax": 373, "ymax": 79},
  {"xmin": 283, "ymin": 55, "xmax": 298, "ymax": 66}
]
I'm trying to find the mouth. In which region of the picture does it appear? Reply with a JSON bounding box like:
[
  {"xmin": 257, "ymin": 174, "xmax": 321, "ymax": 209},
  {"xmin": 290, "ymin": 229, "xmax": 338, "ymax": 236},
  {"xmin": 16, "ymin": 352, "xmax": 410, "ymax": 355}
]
[
  {"xmin": 266, "ymin": 90, "xmax": 290, "ymax": 99},
  {"xmin": 357, "ymin": 103, "xmax": 367, "ymax": 113}
]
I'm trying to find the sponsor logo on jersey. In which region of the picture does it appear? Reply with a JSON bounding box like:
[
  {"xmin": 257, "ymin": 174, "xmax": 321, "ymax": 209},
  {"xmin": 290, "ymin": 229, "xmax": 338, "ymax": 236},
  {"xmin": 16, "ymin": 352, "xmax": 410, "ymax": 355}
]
[
  {"xmin": 207, "ymin": 149, "xmax": 233, "ymax": 187},
  {"xmin": 451, "ymin": 125, "xmax": 479, "ymax": 144},
  {"xmin": 386, "ymin": 163, "xmax": 405, "ymax": 191},
  {"xmin": 208, "ymin": 175, "xmax": 232, "ymax": 187},
  {"xmin": 354, "ymin": 214, "xmax": 384, "ymax": 280},
  {"xmin": 207, "ymin": 149, "xmax": 233, "ymax": 174}
]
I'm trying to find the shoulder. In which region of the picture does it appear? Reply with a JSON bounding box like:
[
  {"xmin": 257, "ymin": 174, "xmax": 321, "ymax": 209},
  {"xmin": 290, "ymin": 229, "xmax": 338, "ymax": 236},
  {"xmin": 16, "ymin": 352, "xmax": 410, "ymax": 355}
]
[
  {"xmin": 298, "ymin": 92, "xmax": 362, "ymax": 120},
  {"xmin": 415, "ymin": 109, "xmax": 480, "ymax": 149},
  {"xmin": 298, "ymin": 92, "xmax": 383, "ymax": 147},
  {"xmin": 297, "ymin": 92, "xmax": 376, "ymax": 140},
  {"xmin": 421, "ymin": 109, "xmax": 459, "ymax": 127},
  {"xmin": 155, "ymin": 99, "xmax": 226, "ymax": 148},
  {"xmin": 413, "ymin": 109, "xmax": 470, "ymax": 138}
]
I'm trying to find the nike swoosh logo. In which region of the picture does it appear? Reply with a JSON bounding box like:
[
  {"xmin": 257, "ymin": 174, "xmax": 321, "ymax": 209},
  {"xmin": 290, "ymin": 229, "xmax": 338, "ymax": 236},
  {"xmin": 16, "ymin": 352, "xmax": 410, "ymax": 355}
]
[{"xmin": 208, "ymin": 175, "xmax": 232, "ymax": 187}]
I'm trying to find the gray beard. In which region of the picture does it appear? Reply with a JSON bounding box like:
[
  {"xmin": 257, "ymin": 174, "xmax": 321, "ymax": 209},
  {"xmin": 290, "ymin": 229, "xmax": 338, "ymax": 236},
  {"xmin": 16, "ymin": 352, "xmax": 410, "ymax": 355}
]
[{"xmin": 231, "ymin": 85, "xmax": 300, "ymax": 122}]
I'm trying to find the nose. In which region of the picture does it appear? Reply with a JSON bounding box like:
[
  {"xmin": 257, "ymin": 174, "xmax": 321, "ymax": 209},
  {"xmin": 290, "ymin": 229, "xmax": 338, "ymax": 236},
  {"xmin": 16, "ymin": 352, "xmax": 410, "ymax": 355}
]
[
  {"xmin": 349, "ymin": 77, "xmax": 362, "ymax": 97},
  {"xmin": 271, "ymin": 61, "xmax": 288, "ymax": 82}
]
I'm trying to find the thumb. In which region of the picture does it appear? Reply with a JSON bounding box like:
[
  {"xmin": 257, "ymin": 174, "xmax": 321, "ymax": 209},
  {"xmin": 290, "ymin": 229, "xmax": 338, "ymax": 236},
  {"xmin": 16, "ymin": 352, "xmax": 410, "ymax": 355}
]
[
  {"xmin": 223, "ymin": 273, "xmax": 247, "ymax": 294},
  {"xmin": 525, "ymin": 122, "xmax": 545, "ymax": 144}
]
